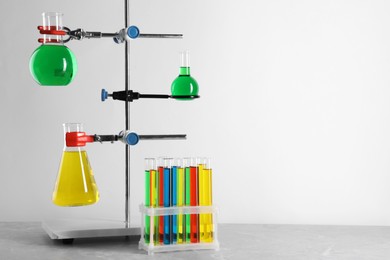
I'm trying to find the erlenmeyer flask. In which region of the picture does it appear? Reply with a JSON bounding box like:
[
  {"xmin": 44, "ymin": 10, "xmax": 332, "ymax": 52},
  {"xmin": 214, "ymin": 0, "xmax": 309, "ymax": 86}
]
[
  {"xmin": 29, "ymin": 12, "xmax": 77, "ymax": 86},
  {"xmin": 52, "ymin": 123, "xmax": 99, "ymax": 206}
]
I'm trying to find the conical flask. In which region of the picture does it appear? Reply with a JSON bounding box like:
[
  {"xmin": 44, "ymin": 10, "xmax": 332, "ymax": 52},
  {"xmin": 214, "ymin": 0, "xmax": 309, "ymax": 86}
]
[{"xmin": 52, "ymin": 123, "xmax": 99, "ymax": 206}]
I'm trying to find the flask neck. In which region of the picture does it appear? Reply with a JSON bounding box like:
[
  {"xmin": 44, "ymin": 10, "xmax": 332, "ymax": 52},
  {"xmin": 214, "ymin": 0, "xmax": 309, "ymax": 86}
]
[
  {"xmin": 179, "ymin": 67, "xmax": 191, "ymax": 76},
  {"xmin": 63, "ymin": 146, "xmax": 86, "ymax": 152},
  {"xmin": 41, "ymin": 12, "xmax": 65, "ymax": 45},
  {"xmin": 42, "ymin": 41, "xmax": 64, "ymax": 46},
  {"xmin": 41, "ymin": 35, "xmax": 65, "ymax": 45}
]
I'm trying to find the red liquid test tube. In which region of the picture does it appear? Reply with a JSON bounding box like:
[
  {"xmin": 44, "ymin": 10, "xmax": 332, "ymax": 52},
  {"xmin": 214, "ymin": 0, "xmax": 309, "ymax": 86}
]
[
  {"xmin": 158, "ymin": 158, "xmax": 165, "ymax": 244},
  {"xmin": 190, "ymin": 158, "xmax": 199, "ymax": 243}
]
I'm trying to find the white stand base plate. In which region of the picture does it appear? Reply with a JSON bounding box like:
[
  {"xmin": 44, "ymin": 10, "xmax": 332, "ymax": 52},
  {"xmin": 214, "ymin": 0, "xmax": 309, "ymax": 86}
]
[{"xmin": 42, "ymin": 219, "xmax": 140, "ymax": 240}]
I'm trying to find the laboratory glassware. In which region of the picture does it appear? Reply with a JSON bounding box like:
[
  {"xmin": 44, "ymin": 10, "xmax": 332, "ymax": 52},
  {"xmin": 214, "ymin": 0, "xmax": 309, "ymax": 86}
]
[
  {"xmin": 171, "ymin": 158, "xmax": 179, "ymax": 244},
  {"xmin": 144, "ymin": 158, "xmax": 155, "ymax": 243},
  {"xmin": 52, "ymin": 123, "xmax": 99, "ymax": 206},
  {"xmin": 190, "ymin": 157, "xmax": 199, "ymax": 243},
  {"xmin": 199, "ymin": 158, "xmax": 213, "ymax": 242},
  {"xmin": 171, "ymin": 51, "xmax": 199, "ymax": 99},
  {"xmin": 183, "ymin": 157, "xmax": 192, "ymax": 242},
  {"xmin": 163, "ymin": 158, "xmax": 172, "ymax": 244},
  {"xmin": 30, "ymin": 12, "xmax": 77, "ymax": 86},
  {"xmin": 157, "ymin": 157, "xmax": 165, "ymax": 244},
  {"xmin": 175, "ymin": 158, "xmax": 185, "ymax": 244}
]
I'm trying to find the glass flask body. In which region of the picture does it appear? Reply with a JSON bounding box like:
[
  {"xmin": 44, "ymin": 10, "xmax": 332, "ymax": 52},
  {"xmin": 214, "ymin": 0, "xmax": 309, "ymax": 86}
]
[
  {"xmin": 52, "ymin": 123, "xmax": 99, "ymax": 207},
  {"xmin": 30, "ymin": 45, "xmax": 77, "ymax": 86},
  {"xmin": 29, "ymin": 12, "xmax": 77, "ymax": 86}
]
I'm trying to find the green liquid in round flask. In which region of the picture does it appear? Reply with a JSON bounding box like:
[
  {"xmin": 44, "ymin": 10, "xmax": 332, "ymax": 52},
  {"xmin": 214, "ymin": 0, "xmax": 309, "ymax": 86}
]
[
  {"xmin": 30, "ymin": 44, "xmax": 77, "ymax": 86},
  {"xmin": 171, "ymin": 51, "xmax": 198, "ymax": 100},
  {"xmin": 29, "ymin": 12, "xmax": 77, "ymax": 86}
]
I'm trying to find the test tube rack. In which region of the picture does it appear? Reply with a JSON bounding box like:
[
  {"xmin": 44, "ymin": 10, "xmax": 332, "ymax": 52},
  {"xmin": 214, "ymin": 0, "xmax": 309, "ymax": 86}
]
[
  {"xmin": 139, "ymin": 205, "xmax": 220, "ymax": 255},
  {"xmin": 41, "ymin": 0, "xmax": 196, "ymax": 243}
]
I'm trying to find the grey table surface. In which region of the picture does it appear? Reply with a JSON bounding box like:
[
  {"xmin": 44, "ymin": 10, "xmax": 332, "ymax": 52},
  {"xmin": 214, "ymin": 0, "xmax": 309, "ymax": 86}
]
[{"xmin": 1, "ymin": 222, "xmax": 390, "ymax": 260}]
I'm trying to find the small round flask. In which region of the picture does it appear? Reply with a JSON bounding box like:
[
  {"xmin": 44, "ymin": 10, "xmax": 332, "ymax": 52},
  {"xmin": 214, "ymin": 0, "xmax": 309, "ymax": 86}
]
[{"xmin": 171, "ymin": 51, "xmax": 199, "ymax": 99}]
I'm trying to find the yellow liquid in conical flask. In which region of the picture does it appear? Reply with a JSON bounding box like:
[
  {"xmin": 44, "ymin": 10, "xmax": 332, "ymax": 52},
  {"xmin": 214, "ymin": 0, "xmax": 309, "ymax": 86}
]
[{"xmin": 53, "ymin": 151, "xmax": 99, "ymax": 206}]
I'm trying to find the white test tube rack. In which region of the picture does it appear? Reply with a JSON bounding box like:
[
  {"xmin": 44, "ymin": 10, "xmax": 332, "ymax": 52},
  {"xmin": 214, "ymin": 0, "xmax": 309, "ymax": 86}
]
[{"xmin": 138, "ymin": 205, "xmax": 220, "ymax": 255}]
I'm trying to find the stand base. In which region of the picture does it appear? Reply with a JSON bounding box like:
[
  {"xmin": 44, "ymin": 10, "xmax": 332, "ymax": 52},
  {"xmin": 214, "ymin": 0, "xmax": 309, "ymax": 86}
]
[{"xmin": 42, "ymin": 219, "xmax": 140, "ymax": 240}]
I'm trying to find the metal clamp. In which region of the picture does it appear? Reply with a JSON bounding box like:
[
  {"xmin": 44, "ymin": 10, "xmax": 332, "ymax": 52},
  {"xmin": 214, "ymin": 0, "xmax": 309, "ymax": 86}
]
[{"xmin": 37, "ymin": 25, "xmax": 183, "ymax": 44}]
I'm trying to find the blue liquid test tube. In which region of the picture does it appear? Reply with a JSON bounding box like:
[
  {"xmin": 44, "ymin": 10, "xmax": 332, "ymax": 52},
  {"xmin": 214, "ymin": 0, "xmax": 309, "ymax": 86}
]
[
  {"xmin": 163, "ymin": 158, "xmax": 172, "ymax": 245},
  {"xmin": 171, "ymin": 158, "xmax": 179, "ymax": 244}
]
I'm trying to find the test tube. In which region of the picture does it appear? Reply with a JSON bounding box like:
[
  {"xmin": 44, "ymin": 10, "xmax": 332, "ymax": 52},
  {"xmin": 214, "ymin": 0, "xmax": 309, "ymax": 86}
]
[
  {"xmin": 150, "ymin": 158, "xmax": 159, "ymax": 243},
  {"xmin": 198, "ymin": 157, "xmax": 205, "ymax": 242},
  {"xmin": 183, "ymin": 157, "xmax": 191, "ymax": 242},
  {"xmin": 190, "ymin": 157, "xmax": 199, "ymax": 243},
  {"xmin": 201, "ymin": 158, "xmax": 213, "ymax": 242},
  {"xmin": 144, "ymin": 158, "xmax": 156, "ymax": 244},
  {"xmin": 171, "ymin": 158, "xmax": 179, "ymax": 244},
  {"xmin": 163, "ymin": 158, "xmax": 172, "ymax": 245},
  {"xmin": 157, "ymin": 157, "xmax": 165, "ymax": 244},
  {"xmin": 175, "ymin": 158, "xmax": 185, "ymax": 244},
  {"xmin": 144, "ymin": 158, "xmax": 151, "ymax": 243}
]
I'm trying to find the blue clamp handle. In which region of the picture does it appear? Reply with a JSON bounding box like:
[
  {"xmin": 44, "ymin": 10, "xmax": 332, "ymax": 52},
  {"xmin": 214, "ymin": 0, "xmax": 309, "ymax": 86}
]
[
  {"xmin": 127, "ymin": 26, "xmax": 140, "ymax": 39},
  {"xmin": 101, "ymin": 89, "xmax": 108, "ymax": 102},
  {"xmin": 126, "ymin": 132, "xmax": 139, "ymax": 146}
]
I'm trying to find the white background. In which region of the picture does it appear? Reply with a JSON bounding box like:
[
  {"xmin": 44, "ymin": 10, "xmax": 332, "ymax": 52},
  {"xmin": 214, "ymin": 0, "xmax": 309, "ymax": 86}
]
[{"xmin": 1, "ymin": 0, "xmax": 390, "ymax": 226}]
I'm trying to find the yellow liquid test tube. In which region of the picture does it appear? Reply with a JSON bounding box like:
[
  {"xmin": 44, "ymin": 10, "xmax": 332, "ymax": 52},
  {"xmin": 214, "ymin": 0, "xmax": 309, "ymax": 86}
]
[
  {"xmin": 150, "ymin": 159, "xmax": 158, "ymax": 244},
  {"xmin": 176, "ymin": 158, "xmax": 185, "ymax": 244},
  {"xmin": 198, "ymin": 158, "xmax": 205, "ymax": 241},
  {"xmin": 200, "ymin": 158, "xmax": 213, "ymax": 243},
  {"xmin": 144, "ymin": 158, "xmax": 158, "ymax": 244}
]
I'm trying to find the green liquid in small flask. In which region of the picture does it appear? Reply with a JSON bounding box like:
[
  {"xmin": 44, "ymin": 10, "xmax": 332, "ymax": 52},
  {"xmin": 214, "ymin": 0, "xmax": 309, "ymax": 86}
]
[{"xmin": 171, "ymin": 51, "xmax": 198, "ymax": 100}]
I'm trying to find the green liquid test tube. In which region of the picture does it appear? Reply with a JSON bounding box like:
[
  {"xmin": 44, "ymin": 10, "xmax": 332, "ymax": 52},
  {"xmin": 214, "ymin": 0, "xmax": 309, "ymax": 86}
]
[
  {"xmin": 184, "ymin": 158, "xmax": 191, "ymax": 242},
  {"xmin": 144, "ymin": 158, "xmax": 157, "ymax": 244},
  {"xmin": 176, "ymin": 158, "xmax": 185, "ymax": 244},
  {"xmin": 144, "ymin": 158, "xmax": 151, "ymax": 243}
]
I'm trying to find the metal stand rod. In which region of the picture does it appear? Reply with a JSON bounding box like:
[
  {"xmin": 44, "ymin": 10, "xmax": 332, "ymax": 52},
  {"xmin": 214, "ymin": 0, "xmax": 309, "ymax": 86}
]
[
  {"xmin": 101, "ymin": 33, "xmax": 118, "ymax": 37},
  {"xmin": 139, "ymin": 33, "xmax": 183, "ymax": 39},
  {"xmin": 139, "ymin": 134, "xmax": 186, "ymax": 140},
  {"xmin": 124, "ymin": 0, "xmax": 131, "ymax": 228},
  {"xmin": 67, "ymin": 31, "xmax": 182, "ymax": 41}
]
